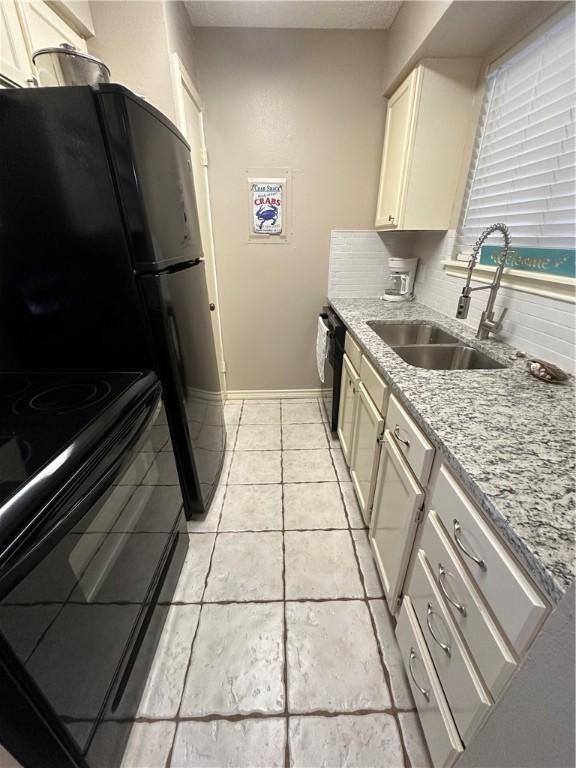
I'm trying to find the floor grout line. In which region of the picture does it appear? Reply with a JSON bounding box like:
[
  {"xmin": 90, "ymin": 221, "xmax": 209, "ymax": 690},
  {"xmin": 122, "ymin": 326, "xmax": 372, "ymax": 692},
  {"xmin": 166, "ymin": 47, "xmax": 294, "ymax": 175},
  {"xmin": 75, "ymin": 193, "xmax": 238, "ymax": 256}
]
[{"xmin": 104, "ymin": 706, "xmax": 416, "ymax": 726}]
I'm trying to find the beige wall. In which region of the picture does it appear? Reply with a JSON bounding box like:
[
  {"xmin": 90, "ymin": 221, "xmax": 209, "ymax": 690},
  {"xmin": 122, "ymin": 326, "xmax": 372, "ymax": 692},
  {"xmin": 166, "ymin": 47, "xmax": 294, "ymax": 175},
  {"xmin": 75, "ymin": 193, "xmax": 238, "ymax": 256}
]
[
  {"xmin": 88, "ymin": 1, "xmax": 176, "ymax": 120},
  {"xmin": 163, "ymin": 0, "xmax": 199, "ymax": 86},
  {"xmin": 88, "ymin": 1, "xmax": 199, "ymax": 123},
  {"xmin": 195, "ymin": 28, "xmax": 386, "ymax": 392},
  {"xmin": 381, "ymin": 0, "xmax": 450, "ymax": 93},
  {"xmin": 381, "ymin": 0, "xmax": 562, "ymax": 95}
]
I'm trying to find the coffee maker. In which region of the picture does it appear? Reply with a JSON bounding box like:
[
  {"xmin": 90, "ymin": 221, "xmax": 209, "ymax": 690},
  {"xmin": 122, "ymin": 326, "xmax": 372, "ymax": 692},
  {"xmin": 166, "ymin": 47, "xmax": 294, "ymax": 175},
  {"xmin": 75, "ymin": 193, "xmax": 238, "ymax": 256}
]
[{"xmin": 382, "ymin": 257, "xmax": 418, "ymax": 302}]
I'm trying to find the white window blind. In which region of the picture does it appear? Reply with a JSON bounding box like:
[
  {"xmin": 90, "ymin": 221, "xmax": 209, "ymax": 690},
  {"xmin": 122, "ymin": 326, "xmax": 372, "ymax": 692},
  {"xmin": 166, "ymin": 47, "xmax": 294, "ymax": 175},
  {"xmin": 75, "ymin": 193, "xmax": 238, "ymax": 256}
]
[{"xmin": 456, "ymin": 9, "xmax": 576, "ymax": 256}]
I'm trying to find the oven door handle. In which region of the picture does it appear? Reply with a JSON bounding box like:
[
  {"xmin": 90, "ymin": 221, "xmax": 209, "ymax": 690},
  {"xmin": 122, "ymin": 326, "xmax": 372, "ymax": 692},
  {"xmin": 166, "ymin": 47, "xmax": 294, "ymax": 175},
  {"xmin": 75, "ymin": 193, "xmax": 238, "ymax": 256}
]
[{"xmin": 0, "ymin": 395, "xmax": 157, "ymax": 594}]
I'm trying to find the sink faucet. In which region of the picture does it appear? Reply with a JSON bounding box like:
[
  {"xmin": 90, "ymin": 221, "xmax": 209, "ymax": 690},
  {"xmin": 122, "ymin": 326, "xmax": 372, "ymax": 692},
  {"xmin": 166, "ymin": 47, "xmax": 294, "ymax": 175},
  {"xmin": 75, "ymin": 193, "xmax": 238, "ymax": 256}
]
[{"xmin": 456, "ymin": 222, "xmax": 511, "ymax": 340}]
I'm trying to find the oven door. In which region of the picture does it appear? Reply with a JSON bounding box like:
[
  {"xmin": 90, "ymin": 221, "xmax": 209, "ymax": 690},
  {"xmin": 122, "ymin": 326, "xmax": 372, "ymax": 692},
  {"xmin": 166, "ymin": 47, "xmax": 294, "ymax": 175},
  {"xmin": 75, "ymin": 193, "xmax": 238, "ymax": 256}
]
[
  {"xmin": 0, "ymin": 386, "xmax": 184, "ymax": 765},
  {"xmin": 322, "ymin": 332, "xmax": 335, "ymax": 421}
]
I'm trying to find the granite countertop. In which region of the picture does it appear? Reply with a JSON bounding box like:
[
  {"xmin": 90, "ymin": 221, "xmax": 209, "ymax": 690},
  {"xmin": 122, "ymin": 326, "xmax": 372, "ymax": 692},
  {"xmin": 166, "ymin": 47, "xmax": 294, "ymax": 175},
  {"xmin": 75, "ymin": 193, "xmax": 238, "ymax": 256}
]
[{"xmin": 330, "ymin": 297, "xmax": 575, "ymax": 604}]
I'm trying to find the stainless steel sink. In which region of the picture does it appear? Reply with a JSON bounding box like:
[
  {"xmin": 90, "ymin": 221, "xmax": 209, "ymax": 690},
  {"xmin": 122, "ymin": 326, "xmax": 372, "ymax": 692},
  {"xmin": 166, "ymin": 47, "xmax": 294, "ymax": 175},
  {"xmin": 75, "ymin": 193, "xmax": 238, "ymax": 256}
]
[
  {"xmin": 367, "ymin": 321, "xmax": 460, "ymax": 346},
  {"xmin": 393, "ymin": 344, "xmax": 506, "ymax": 370}
]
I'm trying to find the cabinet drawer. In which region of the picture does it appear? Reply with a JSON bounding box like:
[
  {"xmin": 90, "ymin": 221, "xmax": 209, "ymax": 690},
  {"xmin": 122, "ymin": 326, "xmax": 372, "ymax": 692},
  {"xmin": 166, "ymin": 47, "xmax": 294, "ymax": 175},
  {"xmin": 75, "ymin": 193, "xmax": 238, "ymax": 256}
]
[
  {"xmin": 408, "ymin": 551, "xmax": 492, "ymax": 743},
  {"xmin": 344, "ymin": 332, "xmax": 362, "ymax": 372},
  {"xmin": 431, "ymin": 466, "xmax": 548, "ymax": 655},
  {"xmin": 360, "ymin": 355, "xmax": 389, "ymax": 415},
  {"xmin": 396, "ymin": 597, "xmax": 464, "ymax": 768},
  {"xmin": 386, "ymin": 395, "xmax": 434, "ymax": 484},
  {"xmin": 421, "ymin": 511, "xmax": 516, "ymax": 698}
]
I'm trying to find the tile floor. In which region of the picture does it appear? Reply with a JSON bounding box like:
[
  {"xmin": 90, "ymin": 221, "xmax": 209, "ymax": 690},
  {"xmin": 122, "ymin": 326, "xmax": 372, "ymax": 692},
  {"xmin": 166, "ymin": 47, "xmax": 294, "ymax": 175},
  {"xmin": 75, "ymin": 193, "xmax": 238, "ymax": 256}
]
[{"xmin": 120, "ymin": 398, "xmax": 432, "ymax": 768}]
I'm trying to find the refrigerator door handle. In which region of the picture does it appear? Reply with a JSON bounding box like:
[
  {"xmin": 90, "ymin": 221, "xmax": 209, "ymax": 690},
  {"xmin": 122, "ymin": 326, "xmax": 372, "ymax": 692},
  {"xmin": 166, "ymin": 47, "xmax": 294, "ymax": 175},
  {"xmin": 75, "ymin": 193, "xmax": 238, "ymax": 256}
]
[
  {"xmin": 137, "ymin": 259, "xmax": 201, "ymax": 277},
  {"xmin": 168, "ymin": 309, "xmax": 183, "ymax": 365}
]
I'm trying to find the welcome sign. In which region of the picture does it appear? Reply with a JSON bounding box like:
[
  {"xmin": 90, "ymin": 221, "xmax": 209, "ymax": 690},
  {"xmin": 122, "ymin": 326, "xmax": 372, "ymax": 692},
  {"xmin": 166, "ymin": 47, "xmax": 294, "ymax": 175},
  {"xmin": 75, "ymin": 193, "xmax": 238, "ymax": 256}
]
[
  {"xmin": 480, "ymin": 245, "xmax": 576, "ymax": 278},
  {"xmin": 250, "ymin": 179, "xmax": 284, "ymax": 235}
]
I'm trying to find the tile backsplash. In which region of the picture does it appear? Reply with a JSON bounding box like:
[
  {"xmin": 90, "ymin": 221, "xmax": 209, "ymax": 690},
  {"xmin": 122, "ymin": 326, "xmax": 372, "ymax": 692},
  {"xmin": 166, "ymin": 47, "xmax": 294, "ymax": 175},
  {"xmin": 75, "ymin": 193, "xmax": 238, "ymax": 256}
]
[
  {"xmin": 328, "ymin": 229, "xmax": 574, "ymax": 371},
  {"xmin": 414, "ymin": 231, "xmax": 575, "ymax": 371},
  {"xmin": 328, "ymin": 230, "xmax": 414, "ymax": 298}
]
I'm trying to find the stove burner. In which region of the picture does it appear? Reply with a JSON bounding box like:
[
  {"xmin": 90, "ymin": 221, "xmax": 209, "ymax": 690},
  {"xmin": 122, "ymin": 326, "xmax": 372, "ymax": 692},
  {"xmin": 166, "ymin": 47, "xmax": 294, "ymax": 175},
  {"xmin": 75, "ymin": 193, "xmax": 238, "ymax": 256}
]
[
  {"xmin": 13, "ymin": 380, "xmax": 113, "ymax": 416},
  {"xmin": 0, "ymin": 376, "xmax": 31, "ymax": 400},
  {"xmin": 30, "ymin": 384, "xmax": 98, "ymax": 412}
]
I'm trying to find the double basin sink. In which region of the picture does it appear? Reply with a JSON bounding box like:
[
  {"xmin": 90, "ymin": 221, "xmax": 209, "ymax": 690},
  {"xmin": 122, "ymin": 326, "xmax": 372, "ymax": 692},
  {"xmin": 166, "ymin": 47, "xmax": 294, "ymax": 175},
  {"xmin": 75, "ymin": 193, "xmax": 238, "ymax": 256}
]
[{"xmin": 367, "ymin": 321, "xmax": 506, "ymax": 371}]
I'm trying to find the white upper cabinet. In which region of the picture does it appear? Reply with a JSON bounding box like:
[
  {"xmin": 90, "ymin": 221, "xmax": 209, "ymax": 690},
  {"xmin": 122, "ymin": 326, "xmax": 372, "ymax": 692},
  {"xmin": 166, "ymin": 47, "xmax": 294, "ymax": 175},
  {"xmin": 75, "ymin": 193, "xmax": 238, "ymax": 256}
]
[
  {"xmin": 21, "ymin": 1, "xmax": 87, "ymax": 53},
  {"xmin": 1, "ymin": 1, "xmax": 87, "ymax": 87},
  {"xmin": 0, "ymin": 2, "xmax": 32, "ymax": 86},
  {"xmin": 375, "ymin": 59, "xmax": 481, "ymax": 231},
  {"xmin": 375, "ymin": 69, "xmax": 418, "ymax": 230}
]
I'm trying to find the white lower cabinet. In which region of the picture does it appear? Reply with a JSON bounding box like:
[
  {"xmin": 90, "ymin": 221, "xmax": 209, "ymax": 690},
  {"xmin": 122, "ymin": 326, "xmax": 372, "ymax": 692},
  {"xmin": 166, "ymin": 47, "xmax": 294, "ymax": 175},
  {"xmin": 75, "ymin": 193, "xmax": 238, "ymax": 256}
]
[
  {"xmin": 396, "ymin": 597, "xmax": 464, "ymax": 768},
  {"xmin": 337, "ymin": 354, "xmax": 359, "ymax": 465},
  {"xmin": 369, "ymin": 431, "xmax": 424, "ymax": 612},
  {"xmin": 408, "ymin": 551, "xmax": 492, "ymax": 742},
  {"xmin": 332, "ymin": 328, "xmax": 552, "ymax": 768},
  {"xmin": 349, "ymin": 382, "xmax": 384, "ymax": 525}
]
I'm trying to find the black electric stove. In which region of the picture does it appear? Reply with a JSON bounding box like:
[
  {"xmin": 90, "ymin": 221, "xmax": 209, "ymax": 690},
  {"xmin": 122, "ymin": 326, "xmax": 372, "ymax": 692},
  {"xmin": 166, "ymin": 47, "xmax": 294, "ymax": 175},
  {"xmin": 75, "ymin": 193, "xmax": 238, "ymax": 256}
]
[
  {"xmin": 0, "ymin": 370, "xmax": 188, "ymax": 768},
  {"xmin": 0, "ymin": 371, "xmax": 154, "ymax": 564},
  {"xmin": 0, "ymin": 371, "xmax": 143, "ymax": 507}
]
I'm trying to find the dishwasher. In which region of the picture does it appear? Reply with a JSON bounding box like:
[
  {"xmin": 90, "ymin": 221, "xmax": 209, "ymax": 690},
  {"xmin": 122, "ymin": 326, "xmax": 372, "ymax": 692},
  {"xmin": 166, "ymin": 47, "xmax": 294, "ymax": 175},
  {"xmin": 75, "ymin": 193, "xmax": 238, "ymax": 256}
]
[{"xmin": 319, "ymin": 306, "xmax": 346, "ymax": 433}]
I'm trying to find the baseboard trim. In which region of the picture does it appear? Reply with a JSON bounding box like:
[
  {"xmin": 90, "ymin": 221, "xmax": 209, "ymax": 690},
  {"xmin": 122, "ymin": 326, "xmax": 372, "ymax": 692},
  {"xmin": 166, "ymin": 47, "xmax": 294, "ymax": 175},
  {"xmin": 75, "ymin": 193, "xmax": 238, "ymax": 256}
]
[{"xmin": 226, "ymin": 389, "xmax": 323, "ymax": 400}]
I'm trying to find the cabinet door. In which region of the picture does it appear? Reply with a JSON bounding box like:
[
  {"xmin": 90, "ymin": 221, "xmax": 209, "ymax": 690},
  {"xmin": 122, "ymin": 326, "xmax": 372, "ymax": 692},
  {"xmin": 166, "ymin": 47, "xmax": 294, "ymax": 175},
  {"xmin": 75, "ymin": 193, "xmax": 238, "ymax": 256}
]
[
  {"xmin": 374, "ymin": 68, "xmax": 419, "ymax": 229},
  {"xmin": 337, "ymin": 354, "xmax": 360, "ymax": 465},
  {"xmin": 20, "ymin": 1, "xmax": 87, "ymax": 52},
  {"xmin": 0, "ymin": 1, "xmax": 32, "ymax": 86},
  {"xmin": 369, "ymin": 431, "xmax": 424, "ymax": 613},
  {"xmin": 350, "ymin": 383, "xmax": 384, "ymax": 526}
]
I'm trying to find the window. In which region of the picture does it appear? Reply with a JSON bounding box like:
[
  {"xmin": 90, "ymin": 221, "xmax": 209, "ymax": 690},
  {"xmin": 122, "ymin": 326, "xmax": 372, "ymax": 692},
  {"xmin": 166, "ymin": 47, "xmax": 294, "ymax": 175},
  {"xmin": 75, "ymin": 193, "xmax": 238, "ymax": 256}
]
[{"xmin": 455, "ymin": 8, "xmax": 575, "ymax": 279}]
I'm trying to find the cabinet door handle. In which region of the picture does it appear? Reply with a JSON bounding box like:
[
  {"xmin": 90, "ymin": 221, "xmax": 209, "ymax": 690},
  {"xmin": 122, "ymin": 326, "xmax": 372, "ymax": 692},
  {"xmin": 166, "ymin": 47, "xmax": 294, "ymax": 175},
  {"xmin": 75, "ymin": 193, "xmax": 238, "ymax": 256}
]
[
  {"xmin": 393, "ymin": 425, "xmax": 410, "ymax": 448},
  {"xmin": 408, "ymin": 648, "xmax": 430, "ymax": 701},
  {"xmin": 438, "ymin": 564, "xmax": 467, "ymax": 616},
  {"xmin": 426, "ymin": 603, "xmax": 451, "ymax": 657},
  {"xmin": 388, "ymin": 214, "xmax": 395, "ymax": 223},
  {"xmin": 453, "ymin": 520, "xmax": 486, "ymax": 571}
]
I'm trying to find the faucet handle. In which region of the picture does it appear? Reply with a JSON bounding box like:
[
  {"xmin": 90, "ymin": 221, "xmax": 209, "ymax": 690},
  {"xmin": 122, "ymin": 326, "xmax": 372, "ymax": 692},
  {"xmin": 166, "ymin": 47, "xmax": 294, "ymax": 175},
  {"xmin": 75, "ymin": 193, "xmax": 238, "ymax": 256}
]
[
  {"xmin": 482, "ymin": 307, "xmax": 508, "ymax": 335},
  {"xmin": 495, "ymin": 307, "xmax": 508, "ymax": 328}
]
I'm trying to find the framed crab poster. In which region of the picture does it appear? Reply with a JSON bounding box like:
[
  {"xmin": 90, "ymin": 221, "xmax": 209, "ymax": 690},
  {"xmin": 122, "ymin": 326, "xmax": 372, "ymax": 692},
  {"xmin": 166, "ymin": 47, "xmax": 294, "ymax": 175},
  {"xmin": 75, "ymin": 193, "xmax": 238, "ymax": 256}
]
[{"xmin": 248, "ymin": 177, "xmax": 286, "ymax": 238}]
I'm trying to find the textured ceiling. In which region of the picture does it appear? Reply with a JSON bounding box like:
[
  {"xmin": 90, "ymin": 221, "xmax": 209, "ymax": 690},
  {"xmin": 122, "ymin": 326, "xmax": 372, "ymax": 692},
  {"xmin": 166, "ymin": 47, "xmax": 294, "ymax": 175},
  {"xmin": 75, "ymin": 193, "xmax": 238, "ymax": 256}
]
[{"xmin": 184, "ymin": 1, "xmax": 402, "ymax": 29}]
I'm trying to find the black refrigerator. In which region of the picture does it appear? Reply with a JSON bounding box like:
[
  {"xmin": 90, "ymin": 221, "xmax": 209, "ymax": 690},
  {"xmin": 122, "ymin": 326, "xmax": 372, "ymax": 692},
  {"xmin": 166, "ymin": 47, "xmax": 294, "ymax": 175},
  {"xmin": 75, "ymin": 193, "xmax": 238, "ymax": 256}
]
[{"xmin": 0, "ymin": 84, "xmax": 225, "ymax": 516}]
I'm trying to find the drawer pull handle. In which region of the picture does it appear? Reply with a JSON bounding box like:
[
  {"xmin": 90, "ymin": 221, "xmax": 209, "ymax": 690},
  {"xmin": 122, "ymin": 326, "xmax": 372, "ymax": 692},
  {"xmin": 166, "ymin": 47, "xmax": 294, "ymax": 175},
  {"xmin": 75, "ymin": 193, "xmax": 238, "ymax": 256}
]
[
  {"xmin": 393, "ymin": 425, "xmax": 410, "ymax": 448},
  {"xmin": 438, "ymin": 564, "xmax": 467, "ymax": 616},
  {"xmin": 426, "ymin": 603, "xmax": 452, "ymax": 657},
  {"xmin": 453, "ymin": 519, "xmax": 487, "ymax": 571},
  {"xmin": 408, "ymin": 648, "xmax": 430, "ymax": 702}
]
